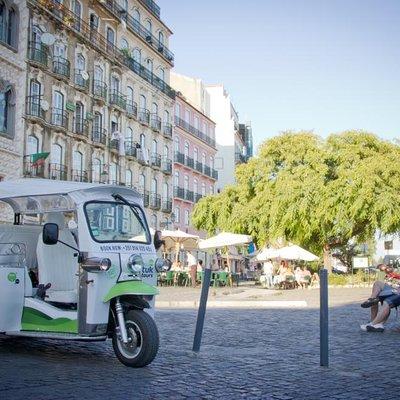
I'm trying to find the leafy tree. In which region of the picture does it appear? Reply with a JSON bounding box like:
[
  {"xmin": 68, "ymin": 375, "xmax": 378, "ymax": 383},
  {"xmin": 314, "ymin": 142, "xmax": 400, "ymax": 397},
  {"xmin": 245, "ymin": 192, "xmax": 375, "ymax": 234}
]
[{"xmin": 192, "ymin": 130, "xmax": 400, "ymax": 270}]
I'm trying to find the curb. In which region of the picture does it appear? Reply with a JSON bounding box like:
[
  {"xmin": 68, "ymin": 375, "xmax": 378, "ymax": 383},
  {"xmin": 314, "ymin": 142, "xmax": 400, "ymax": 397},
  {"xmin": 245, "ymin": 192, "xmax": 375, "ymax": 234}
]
[{"xmin": 156, "ymin": 300, "xmax": 308, "ymax": 309}]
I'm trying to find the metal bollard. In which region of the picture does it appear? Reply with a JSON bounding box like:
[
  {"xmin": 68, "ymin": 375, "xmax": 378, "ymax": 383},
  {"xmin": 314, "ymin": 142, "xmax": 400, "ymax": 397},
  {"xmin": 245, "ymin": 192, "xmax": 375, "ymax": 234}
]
[
  {"xmin": 320, "ymin": 268, "xmax": 329, "ymax": 367},
  {"xmin": 192, "ymin": 266, "xmax": 212, "ymax": 352}
]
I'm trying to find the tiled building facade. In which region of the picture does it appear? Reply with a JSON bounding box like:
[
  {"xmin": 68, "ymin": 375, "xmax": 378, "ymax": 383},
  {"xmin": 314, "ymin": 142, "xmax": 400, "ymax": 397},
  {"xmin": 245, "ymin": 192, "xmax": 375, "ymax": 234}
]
[
  {"xmin": 1, "ymin": 0, "xmax": 175, "ymax": 228},
  {"xmin": 172, "ymin": 95, "xmax": 217, "ymax": 235}
]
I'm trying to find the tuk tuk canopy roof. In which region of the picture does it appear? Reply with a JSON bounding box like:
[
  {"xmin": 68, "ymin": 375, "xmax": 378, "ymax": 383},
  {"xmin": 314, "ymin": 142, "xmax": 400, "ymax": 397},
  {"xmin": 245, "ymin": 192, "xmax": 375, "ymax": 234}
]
[{"xmin": 0, "ymin": 179, "xmax": 143, "ymax": 214}]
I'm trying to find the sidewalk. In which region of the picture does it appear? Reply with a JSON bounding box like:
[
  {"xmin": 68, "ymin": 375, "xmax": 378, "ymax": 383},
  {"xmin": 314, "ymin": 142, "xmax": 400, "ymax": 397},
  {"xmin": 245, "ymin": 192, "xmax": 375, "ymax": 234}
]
[{"xmin": 156, "ymin": 284, "xmax": 372, "ymax": 309}]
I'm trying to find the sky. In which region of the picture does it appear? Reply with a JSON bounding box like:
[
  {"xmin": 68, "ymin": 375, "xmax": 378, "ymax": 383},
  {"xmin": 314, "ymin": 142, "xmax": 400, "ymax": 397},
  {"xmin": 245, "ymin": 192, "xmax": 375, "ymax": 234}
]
[{"xmin": 157, "ymin": 0, "xmax": 400, "ymax": 151}]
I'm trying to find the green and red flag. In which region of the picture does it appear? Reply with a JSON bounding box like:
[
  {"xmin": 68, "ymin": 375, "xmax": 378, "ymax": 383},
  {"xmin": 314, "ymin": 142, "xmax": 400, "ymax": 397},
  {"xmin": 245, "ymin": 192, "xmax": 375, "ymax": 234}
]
[{"xmin": 31, "ymin": 152, "xmax": 50, "ymax": 167}]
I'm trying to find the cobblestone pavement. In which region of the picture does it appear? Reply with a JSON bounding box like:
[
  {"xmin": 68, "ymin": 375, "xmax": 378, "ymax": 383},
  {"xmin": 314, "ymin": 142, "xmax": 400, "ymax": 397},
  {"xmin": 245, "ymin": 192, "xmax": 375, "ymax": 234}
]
[{"xmin": 1, "ymin": 289, "xmax": 400, "ymax": 399}]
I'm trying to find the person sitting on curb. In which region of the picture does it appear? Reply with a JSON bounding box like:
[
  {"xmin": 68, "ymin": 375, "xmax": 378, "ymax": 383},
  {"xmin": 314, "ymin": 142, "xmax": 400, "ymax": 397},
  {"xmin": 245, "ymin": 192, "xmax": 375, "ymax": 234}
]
[{"xmin": 360, "ymin": 264, "xmax": 400, "ymax": 332}]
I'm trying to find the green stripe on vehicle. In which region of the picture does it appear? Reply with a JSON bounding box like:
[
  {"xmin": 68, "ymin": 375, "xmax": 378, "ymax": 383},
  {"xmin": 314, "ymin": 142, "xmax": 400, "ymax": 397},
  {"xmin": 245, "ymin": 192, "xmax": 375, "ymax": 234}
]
[
  {"xmin": 103, "ymin": 281, "xmax": 158, "ymax": 302},
  {"xmin": 21, "ymin": 307, "xmax": 78, "ymax": 334}
]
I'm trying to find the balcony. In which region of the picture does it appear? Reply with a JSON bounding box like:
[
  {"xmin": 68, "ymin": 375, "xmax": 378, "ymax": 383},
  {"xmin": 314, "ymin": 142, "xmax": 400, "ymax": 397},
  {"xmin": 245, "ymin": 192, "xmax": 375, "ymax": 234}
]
[
  {"xmin": 72, "ymin": 118, "xmax": 88, "ymax": 137},
  {"xmin": 212, "ymin": 169, "xmax": 218, "ymax": 180},
  {"xmin": 52, "ymin": 56, "xmax": 70, "ymax": 79},
  {"xmin": 125, "ymin": 141, "xmax": 138, "ymax": 158},
  {"xmin": 110, "ymin": 90, "xmax": 127, "ymax": 110},
  {"xmin": 161, "ymin": 158, "xmax": 172, "ymax": 174},
  {"xmin": 235, "ymin": 152, "xmax": 246, "ymax": 164},
  {"xmin": 28, "ymin": 43, "xmax": 48, "ymax": 68},
  {"xmin": 71, "ymin": 169, "xmax": 88, "ymax": 182},
  {"xmin": 28, "ymin": 0, "xmax": 175, "ymax": 99},
  {"xmin": 74, "ymin": 69, "xmax": 89, "ymax": 91},
  {"xmin": 126, "ymin": 101, "xmax": 138, "ymax": 119},
  {"xmin": 195, "ymin": 161, "xmax": 203, "ymax": 173},
  {"xmin": 25, "ymin": 96, "xmax": 46, "ymax": 121},
  {"xmin": 163, "ymin": 123, "xmax": 172, "ymax": 139},
  {"xmin": 51, "ymin": 108, "xmax": 68, "ymax": 130},
  {"xmin": 23, "ymin": 155, "xmax": 45, "ymax": 178},
  {"xmin": 140, "ymin": 0, "xmax": 161, "ymax": 18},
  {"xmin": 184, "ymin": 190, "xmax": 194, "ymax": 202},
  {"xmin": 138, "ymin": 189, "xmax": 150, "ymax": 207},
  {"xmin": 185, "ymin": 156, "xmax": 194, "ymax": 169},
  {"xmin": 175, "ymin": 116, "xmax": 216, "ymax": 148},
  {"xmin": 150, "ymin": 115, "xmax": 161, "ymax": 132},
  {"xmin": 49, "ymin": 163, "xmax": 67, "ymax": 180},
  {"xmin": 174, "ymin": 186, "xmax": 185, "ymax": 200},
  {"xmin": 174, "ymin": 151, "xmax": 185, "ymax": 164},
  {"xmin": 195, "ymin": 193, "xmax": 203, "ymax": 203},
  {"xmin": 149, "ymin": 193, "xmax": 161, "ymax": 210},
  {"xmin": 138, "ymin": 109, "xmax": 150, "ymax": 125},
  {"xmin": 92, "ymin": 80, "xmax": 108, "ymax": 101},
  {"xmin": 100, "ymin": 0, "xmax": 173, "ymax": 65},
  {"xmin": 204, "ymin": 165, "xmax": 211, "ymax": 177},
  {"xmin": 109, "ymin": 138, "xmax": 119, "ymax": 151},
  {"xmin": 151, "ymin": 153, "xmax": 161, "ymax": 169},
  {"xmin": 161, "ymin": 199, "xmax": 172, "ymax": 213},
  {"xmin": 91, "ymin": 127, "xmax": 107, "ymax": 145}
]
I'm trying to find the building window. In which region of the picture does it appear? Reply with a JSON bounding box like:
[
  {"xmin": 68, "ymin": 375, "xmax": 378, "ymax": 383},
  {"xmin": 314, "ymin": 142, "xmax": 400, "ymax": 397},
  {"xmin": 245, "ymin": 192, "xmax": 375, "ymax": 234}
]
[
  {"xmin": 139, "ymin": 94, "xmax": 146, "ymax": 110},
  {"xmin": 73, "ymin": 150, "xmax": 83, "ymax": 174},
  {"xmin": 174, "ymin": 207, "xmax": 180, "ymax": 223},
  {"xmin": 145, "ymin": 19, "xmax": 152, "ymax": 34},
  {"xmin": 146, "ymin": 59, "xmax": 153, "ymax": 74},
  {"xmin": 174, "ymin": 136, "xmax": 180, "ymax": 153},
  {"xmin": 184, "ymin": 141, "xmax": 189, "ymax": 158},
  {"xmin": 51, "ymin": 143, "xmax": 63, "ymax": 165},
  {"xmin": 89, "ymin": 13, "xmax": 99, "ymax": 31},
  {"xmin": 120, "ymin": 38, "xmax": 129, "ymax": 50},
  {"xmin": 193, "ymin": 179, "xmax": 198, "ymax": 194},
  {"xmin": 94, "ymin": 65, "xmax": 103, "ymax": 82},
  {"xmin": 163, "ymin": 144, "xmax": 169, "ymax": 159},
  {"xmin": 106, "ymin": 27, "xmax": 115, "ymax": 46},
  {"xmin": 158, "ymin": 67, "xmax": 165, "ymax": 82},
  {"xmin": 27, "ymin": 135, "xmax": 39, "ymax": 155},
  {"xmin": 125, "ymin": 169, "xmax": 132, "ymax": 187},
  {"xmin": 210, "ymin": 185, "xmax": 214, "ymax": 195},
  {"xmin": 163, "ymin": 182, "xmax": 169, "ymax": 199},
  {"xmin": 201, "ymin": 182, "xmax": 206, "ymax": 196},
  {"xmin": 185, "ymin": 109, "xmax": 190, "ymax": 124},
  {"xmin": 127, "ymin": 86, "xmax": 134, "ymax": 103},
  {"xmin": 133, "ymin": 9, "xmax": 140, "ymax": 26},
  {"xmin": 174, "ymin": 171, "xmax": 179, "ymax": 188},
  {"xmin": 158, "ymin": 31, "xmax": 164, "ymax": 45},
  {"xmin": 133, "ymin": 48, "xmax": 141, "ymax": 63},
  {"xmin": 0, "ymin": 1, "xmax": 18, "ymax": 49},
  {"xmin": 92, "ymin": 157, "xmax": 101, "ymax": 183},
  {"xmin": 151, "ymin": 177, "xmax": 157, "ymax": 194},
  {"xmin": 184, "ymin": 175, "xmax": 189, "ymax": 191},
  {"xmin": 184, "ymin": 210, "xmax": 189, "ymax": 226},
  {"xmin": 109, "ymin": 162, "xmax": 117, "ymax": 184},
  {"xmin": 163, "ymin": 110, "xmax": 169, "ymax": 124},
  {"xmin": 193, "ymin": 147, "xmax": 198, "ymax": 164},
  {"xmin": 0, "ymin": 80, "xmax": 14, "ymax": 138},
  {"xmin": 175, "ymin": 103, "xmax": 180, "ymax": 119},
  {"xmin": 126, "ymin": 127, "xmax": 133, "ymax": 141}
]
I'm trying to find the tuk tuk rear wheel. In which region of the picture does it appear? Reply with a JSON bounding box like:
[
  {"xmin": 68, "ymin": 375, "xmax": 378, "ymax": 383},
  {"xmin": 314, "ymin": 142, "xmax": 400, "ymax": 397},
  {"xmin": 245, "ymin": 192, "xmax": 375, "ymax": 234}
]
[{"xmin": 112, "ymin": 309, "xmax": 159, "ymax": 368}]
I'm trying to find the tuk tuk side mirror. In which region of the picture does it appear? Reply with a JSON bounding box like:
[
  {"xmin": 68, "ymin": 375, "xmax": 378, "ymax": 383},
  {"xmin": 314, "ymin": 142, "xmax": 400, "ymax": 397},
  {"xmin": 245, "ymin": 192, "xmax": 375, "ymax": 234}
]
[
  {"xmin": 154, "ymin": 230, "xmax": 164, "ymax": 251},
  {"xmin": 43, "ymin": 223, "xmax": 59, "ymax": 245}
]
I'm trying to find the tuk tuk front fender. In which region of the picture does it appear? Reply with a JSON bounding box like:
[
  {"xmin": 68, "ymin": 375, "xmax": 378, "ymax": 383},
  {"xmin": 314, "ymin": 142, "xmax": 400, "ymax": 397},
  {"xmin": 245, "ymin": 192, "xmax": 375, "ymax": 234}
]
[{"xmin": 103, "ymin": 281, "xmax": 159, "ymax": 303}]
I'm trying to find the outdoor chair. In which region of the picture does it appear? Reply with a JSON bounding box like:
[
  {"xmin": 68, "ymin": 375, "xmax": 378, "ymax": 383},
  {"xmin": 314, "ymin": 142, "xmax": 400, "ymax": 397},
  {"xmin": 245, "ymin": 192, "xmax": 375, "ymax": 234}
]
[
  {"xmin": 217, "ymin": 272, "xmax": 229, "ymax": 286},
  {"xmin": 164, "ymin": 271, "xmax": 174, "ymax": 286}
]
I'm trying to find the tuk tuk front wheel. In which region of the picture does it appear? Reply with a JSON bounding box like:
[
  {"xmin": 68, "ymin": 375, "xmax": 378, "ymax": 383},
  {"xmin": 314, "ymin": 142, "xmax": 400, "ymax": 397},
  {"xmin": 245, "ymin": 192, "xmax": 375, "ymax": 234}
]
[{"xmin": 112, "ymin": 309, "xmax": 159, "ymax": 368}]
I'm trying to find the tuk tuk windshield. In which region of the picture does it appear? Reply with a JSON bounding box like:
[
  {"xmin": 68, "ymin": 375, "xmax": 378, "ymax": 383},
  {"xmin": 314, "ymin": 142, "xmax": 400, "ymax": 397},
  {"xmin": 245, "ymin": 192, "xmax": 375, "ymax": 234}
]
[{"xmin": 85, "ymin": 202, "xmax": 150, "ymax": 244}]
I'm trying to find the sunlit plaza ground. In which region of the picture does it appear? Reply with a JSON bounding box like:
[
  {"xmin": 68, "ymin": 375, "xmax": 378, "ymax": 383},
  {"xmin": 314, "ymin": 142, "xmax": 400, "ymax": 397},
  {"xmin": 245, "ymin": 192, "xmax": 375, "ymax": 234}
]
[{"xmin": 1, "ymin": 286, "xmax": 399, "ymax": 399}]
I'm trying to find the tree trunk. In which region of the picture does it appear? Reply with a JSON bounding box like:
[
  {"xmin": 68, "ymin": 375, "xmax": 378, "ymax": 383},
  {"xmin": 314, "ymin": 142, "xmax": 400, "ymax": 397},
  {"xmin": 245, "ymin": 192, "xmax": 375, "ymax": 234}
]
[{"xmin": 323, "ymin": 244, "xmax": 332, "ymax": 273}]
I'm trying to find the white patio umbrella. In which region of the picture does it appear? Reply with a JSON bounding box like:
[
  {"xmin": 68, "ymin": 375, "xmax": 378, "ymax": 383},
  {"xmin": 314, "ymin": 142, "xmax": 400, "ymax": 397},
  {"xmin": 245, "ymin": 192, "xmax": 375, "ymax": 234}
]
[
  {"xmin": 199, "ymin": 232, "xmax": 252, "ymax": 250},
  {"xmin": 277, "ymin": 244, "xmax": 319, "ymax": 262},
  {"xmin": 161, "ymin": 229, "xmax": 199, "ymax": 252},
  {"xmin": 256, "ymin": 247, "xmax": 280, "ymax": 261}
]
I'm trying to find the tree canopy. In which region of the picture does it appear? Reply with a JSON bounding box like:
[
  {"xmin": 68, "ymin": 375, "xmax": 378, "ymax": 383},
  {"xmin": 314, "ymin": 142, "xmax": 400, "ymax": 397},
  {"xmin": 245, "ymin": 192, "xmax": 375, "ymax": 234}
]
[{"xmin": 192, "ymin": 131, "xmax": 400, "ymax": 266}]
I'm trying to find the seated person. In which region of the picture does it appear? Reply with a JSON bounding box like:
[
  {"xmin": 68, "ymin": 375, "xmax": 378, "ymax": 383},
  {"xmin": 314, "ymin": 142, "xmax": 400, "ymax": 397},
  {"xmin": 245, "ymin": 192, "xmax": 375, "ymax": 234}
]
[{"xmin": 360, "ymin": 264, "xmax": 400, "ymax": 332}]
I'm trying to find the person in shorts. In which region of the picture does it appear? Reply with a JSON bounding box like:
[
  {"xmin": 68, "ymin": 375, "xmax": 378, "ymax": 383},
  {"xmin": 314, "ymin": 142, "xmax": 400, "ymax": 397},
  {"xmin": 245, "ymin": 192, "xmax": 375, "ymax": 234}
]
[{"xmin": 360, "ymin": 264, "xmax": 400, "ymax": 332}]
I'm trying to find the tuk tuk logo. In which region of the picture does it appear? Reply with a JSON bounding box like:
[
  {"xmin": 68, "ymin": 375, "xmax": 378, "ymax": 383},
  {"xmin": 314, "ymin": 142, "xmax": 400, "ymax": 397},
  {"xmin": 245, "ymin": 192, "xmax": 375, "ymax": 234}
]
[
  {"xmin": 106, "ymin": 265, "xmax": 118, "ymax": 279},
  {"xmin": 142, "ymin": 259, "xmax": 155, "ymax": 278},
  {"xmin": 7, "ymin": 272, "xmax": 17, "ymax": 283}
]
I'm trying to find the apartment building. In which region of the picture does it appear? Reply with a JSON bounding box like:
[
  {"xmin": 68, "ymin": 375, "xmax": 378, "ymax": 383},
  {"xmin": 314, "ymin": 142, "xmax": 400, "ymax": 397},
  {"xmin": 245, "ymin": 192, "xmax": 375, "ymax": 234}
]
[
  {"xmin": 0, "ymin": 0, "xmax": 175, "ymax": 228},
  {"xmin": 0, "ymin": 0, "xmax": 29, "ymax": 221},
  {"xmin": 205, "ymin": 84, "xmax": 248, "ymax": 191},
  {"xmin": 172, "ymin": 94, "xmax": 217, "ymax": 235}
]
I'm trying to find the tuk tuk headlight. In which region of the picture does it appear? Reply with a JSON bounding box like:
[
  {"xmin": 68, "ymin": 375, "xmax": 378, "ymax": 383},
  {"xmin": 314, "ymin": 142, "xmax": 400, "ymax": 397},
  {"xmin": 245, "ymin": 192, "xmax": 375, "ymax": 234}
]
[
  {"xmin": 155, "ymin": 258, "xmax": 172, "ymax": 273},
  {"xmin": 127, "ymin": 254, "xmax": 144, "ymax": 278}
]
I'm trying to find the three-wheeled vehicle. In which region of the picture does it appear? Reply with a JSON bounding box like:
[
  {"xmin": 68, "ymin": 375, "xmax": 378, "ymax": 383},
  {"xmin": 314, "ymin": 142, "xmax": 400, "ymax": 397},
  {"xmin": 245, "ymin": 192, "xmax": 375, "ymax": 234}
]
[{"xmin": 0, "ymin": 179, "xmax": 170, "ymax": 367}]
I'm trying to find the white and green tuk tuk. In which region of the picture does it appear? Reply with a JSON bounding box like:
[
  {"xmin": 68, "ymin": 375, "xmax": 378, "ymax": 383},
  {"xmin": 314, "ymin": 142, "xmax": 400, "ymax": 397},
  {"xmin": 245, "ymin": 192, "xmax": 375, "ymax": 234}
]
[{"xmin": 0, "ymin": 179, "xmax": 170, "ymax": 367}]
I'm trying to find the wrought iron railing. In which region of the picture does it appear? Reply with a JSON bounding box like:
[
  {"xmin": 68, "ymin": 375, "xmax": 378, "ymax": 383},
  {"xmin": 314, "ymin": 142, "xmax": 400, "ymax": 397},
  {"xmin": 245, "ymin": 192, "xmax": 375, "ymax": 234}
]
[
  {"xmin": 72, "ymin": 118, "xmax": 88, "ymax": 136},
  {"xmin": 91, "ymin": 127, "xmax": 107, "ymax": 145},
  {"xmin": 92, "ymin": 80, "xmax": 108, "ymax": 100},
  {"xmin": 150, "ymin": 114, "xmax": 161, "ymax": 132},
  {"xmin": 71, "ymin": 169, "xmax": 88, "ymax": 182},
  {"xmin": 125, "ymin": 141, "xmax": 138, "ymax": 158},
  {"xmin": 150, "ymin": 193, "xmax": 161, "ymax": 210},
  {"xmin": 74, "ymin": 69, "xmax": 89, "ymax": 90},
  {"xmin": 161, "ymin": 158, "xmax": 172, "ymax": 174},
  {"xmin": 110, "ymin": 90, "xmax": 127, "ymax": 110},
  {"xmin": 49, "ymin": 163, "xmax": 67, "ymax": 180},
  {"xmin": 51, "ymin": 107, "xmax": 68, "ymax": 129},
  {"xmin": 151, "ymin": 153, "xmax": 161, "ymax": 168},
  {"xmin": 138, "ymin": 108, "xmax": 150, "ymax": 125},
  {"xmin": 28, "ymin": 0, "xmax": 175, "ymax": 99},
  {"xmin": 23, "ymin": 155, "xmax": 45, "ymax": 178},
  {"xmin": 163, "ymin": 123, "xmax": 172, "ymax": 139},
  {"xmin": 52, "ymin": 56, "xmax": 70, "ymax": 78},
  {"xmin": 175, "ymin": 116, "xmax": 216, "ymax": 148},
  {"xmin": 25, "ymin": 96, "xmax": 46, "ymax": 120},
  {"xmin": 28, "ymin": 42, "xmax": 48, "ymax": 67},
  {"xmin": 174, "ymin": 151, "xmax": 185, "ymax": 164},
  {"xmin": 126, "ymin": 101, "xmax": 138, "ymax": 119},
  {"xmin": 161, "ymin": 199, "xmax": 172, "ymax": 213}
]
